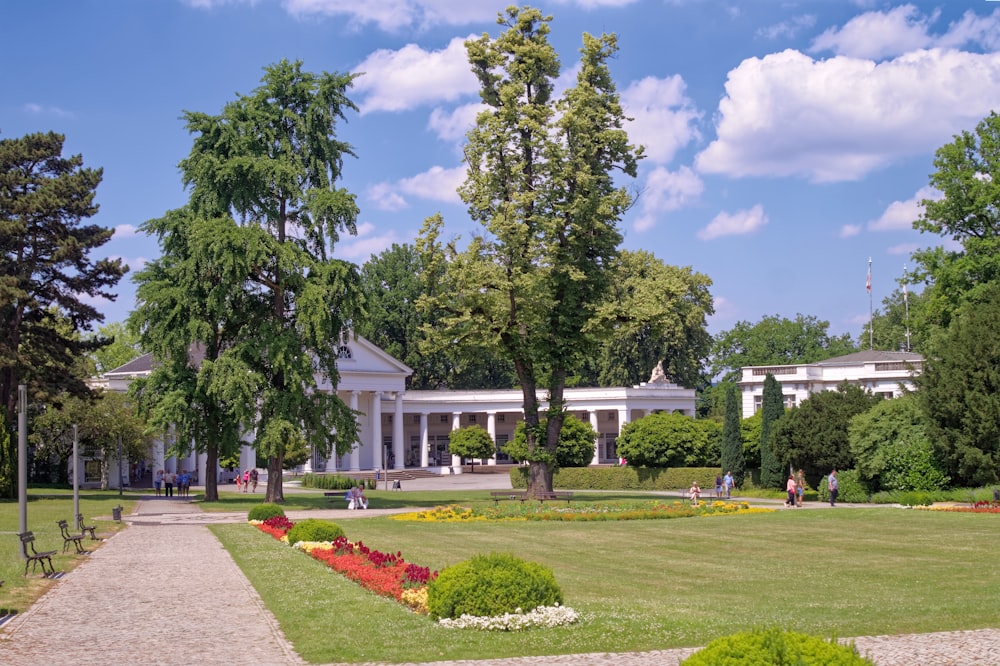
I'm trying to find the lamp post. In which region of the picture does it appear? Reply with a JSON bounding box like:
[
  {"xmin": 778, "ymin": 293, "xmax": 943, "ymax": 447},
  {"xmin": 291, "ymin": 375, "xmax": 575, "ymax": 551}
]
[{"xmin": 18, "ymin": 384, "xmax": 27, "ymax": 535}]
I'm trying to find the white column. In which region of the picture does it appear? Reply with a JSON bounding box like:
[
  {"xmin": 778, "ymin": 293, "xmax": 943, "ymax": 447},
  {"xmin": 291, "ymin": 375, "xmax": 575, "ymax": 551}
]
[
  {"xmin": 419, "ymin": 413, "xmax": 429, "ymax": 467},
  {"xmin": 153, "ymin": 432, "xmax": 166, "ymax": 480},
  {"xmin": 618, "ymin": 408, "xmax": 628, "ymax": 435},
  {"xmin": 393, "ymin": 392, "xmax": 404, "ymax": 470},
  {"xmin": 589, "ymin": 410, "xmax": 600, "ymax": 465},
  {"xmin": 197, "ymin": 451, "xmax": 207, "ymax": 487},
  {"xmin": 372, "ymin": 391, "xmax": 383, "ymax": 470},
  {"xmin": 349, "ymin": 391, "xmax": 361, "ymax": 471},
  {"xmin": 486, "ymin": 411, "xmax": 497, "ymax": 465},
  {"xmin": 450, "ymin": 411, "xmax": 462, "ymax": 470}
]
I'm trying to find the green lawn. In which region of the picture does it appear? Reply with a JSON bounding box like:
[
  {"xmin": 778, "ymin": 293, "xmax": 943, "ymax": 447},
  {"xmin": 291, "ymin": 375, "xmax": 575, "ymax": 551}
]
[
  {"xmin": 213, "ymin": 507, "xmax": 1000, "ymax": 663},
  {"xmin": 0, "ymin": 491, "xmax": 130, "ymax": 612}
]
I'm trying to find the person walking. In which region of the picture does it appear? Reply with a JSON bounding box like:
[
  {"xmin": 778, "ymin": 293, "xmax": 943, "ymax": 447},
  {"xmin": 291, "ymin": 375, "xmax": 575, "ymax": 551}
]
[
  {"xmin": 785, "ymin": 473, "xmax": 797, "ymax": 508},
  {"xmin": 828, "ymin": 469, "xmax": 839, "ymax": 506},
  {"xmin": 715, "ymin": 474, "xmax": 723, "ymax": 499},
  {"xmin": 235, "ymin": 470, "xmax": 242, "ymax": 493},
  {"xmin": 723, "ymin": 470, "xmax": 734, "ymax": 499},
  {"xmin": 795, "ymin": 469, "xmax": 805, "ymax": 507},
  {"xmin": 163, "ymin": 470, "xmax": 176, "ymax": 498},
  {"xmin": 249, "ymin": 468, "xmax": 258, "ymax": 493},
  {"xmin": 243, "ymin": 469, "xmax": 250, "ymax": 493},
  {"xmin": 154, "ymin": 469, "xmax": 163, "ymax": 497}
]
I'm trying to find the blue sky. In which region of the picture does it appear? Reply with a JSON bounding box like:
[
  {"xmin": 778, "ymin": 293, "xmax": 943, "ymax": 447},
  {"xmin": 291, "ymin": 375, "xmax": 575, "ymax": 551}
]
[{"xmin": 4, "ymin": 1, "xmax": 999, "ymax": 341}]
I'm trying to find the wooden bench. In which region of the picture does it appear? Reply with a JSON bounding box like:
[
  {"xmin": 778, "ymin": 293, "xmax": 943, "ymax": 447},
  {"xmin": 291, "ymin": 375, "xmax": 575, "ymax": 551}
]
[
  {"xmin": 18, "ymin": 532, "xmax": 57, "ymax": 577},
  {"xmin": 76, "ymin": 513, "xmax": 99, "ymax": 540},
  {"xmin": 533, "ymin": 491, "xmax": 573, "ymax": 504},
  {"xmin": 490, "ymin": 491, "xmax": 528, "ymax": 505},
  {"xmin": 58, "ymin": 520, "xmax": 87, "ymax": 554},
  {"xmin": 325, "ymin": 491, "xmax": 367, "ymax": 509}
]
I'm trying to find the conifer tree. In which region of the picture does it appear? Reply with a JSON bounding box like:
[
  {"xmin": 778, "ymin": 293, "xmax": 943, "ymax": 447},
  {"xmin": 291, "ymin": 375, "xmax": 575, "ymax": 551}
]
[
  {"xmin": 758, "ymin": 374, "xmax": 785, "ymax": 488},
  {"xmin": 721, "ymin": 382, "xmax": 745, "ymax": 488}
]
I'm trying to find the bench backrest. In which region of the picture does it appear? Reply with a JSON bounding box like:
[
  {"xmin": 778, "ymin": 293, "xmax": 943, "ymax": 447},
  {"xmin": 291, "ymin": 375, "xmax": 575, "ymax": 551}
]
[{"xmin": 18, "ymin": 531, "xmax": 37, "ymax": 555}]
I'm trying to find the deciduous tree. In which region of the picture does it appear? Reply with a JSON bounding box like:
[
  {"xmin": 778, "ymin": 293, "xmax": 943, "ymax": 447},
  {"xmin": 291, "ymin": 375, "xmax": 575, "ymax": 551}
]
[
  {"xmin": 506, "ymin": 415, "xmax": 597, "ymax": 468},
  {"xmin": 447, "ymin": 425, "xmax": 497, "ymax": 471},
  {"xmin": 418, "ymin": 8, "xmax": 641, "ymax": 495},
  {"xmin": 616, "ymin": 412, "xmax": 719, "ymax": 468}
]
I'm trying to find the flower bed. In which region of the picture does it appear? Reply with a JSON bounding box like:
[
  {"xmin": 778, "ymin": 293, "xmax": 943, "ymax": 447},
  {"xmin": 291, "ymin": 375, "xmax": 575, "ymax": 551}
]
[
  {"xmin": 392, "ymin": 500, "xmax": 772, "ymax": 523},
  {"xmin": 251, "ymin": 517, "xmax": 437, "ymax": 614},
  {"xmin": 914, "ymin": 501, "xmax": 1000, "ymax": 514}
]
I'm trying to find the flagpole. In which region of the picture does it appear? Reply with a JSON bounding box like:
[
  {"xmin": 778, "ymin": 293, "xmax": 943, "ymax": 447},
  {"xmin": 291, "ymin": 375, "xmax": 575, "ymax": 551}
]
[
  {"xmin": 867, "ymin": 257, "xmax": 873, "ymax": 350},
  {"xmin": 903, "ymin": 264, "xmax": 910, "ymax": 352}
]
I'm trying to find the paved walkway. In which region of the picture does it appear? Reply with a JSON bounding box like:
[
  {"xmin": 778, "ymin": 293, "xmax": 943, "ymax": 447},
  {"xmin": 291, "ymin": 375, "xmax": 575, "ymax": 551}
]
[{"xmin": 2, "ymin": 483, "xmax": 1000, "ymax": 665}]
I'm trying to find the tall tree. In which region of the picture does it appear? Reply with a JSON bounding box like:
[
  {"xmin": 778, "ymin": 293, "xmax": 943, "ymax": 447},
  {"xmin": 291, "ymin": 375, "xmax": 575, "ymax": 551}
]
[
  {"xmin": 710, "ymin": 314, "xmax": 856, "ymax": 384},
  {"xmin": 911, "ymin": 112, "xmax": 1000, "ymax": 331},
  {"xmin": 720, "ymin": 382, "xmax": 745, "ymax": 488},
  {"xmin": 758, "ymin": 374, "xmax": 785, "ymax": 488},
  {"xmin": 136, "ymin": 60, "xmax": 364, "ymax": 504},
  {"xmin": 0, "ymin": 131, "xmax": 126, "ymax": 497},
  {"xmin": 587, "ymin": 250, "xmax": 713, "ymax": 389},
  {"xmin": 770, "ymin": 383, "xmax": 881, "ymax": 488},
  {"xmin": 86, "ymin": 321, "xmax": 143, "ymax": 375},
  {"xmin": 418, "ymin": 8, "xmax": 641, "ymax": 495},
  {"xmin": 915, "ymin": 280, "xmax": 1000, "ymax": 487}
]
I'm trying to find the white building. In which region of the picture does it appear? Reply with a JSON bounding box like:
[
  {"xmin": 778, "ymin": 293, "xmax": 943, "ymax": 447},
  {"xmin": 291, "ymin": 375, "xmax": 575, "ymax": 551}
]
[
  {"xmin": 92, "ymin": 335, "xmax": 696, "ymax": 485},
  {"xmin": 738, "ymin": 350, "xmax": 923, "ymax": 416}
]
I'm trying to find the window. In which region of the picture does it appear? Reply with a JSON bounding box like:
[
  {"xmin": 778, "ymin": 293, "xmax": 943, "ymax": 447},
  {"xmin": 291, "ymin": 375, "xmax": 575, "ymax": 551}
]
[
  {"xmin": 412, "ymin": 414, "xmax": 420, "ymax": 424},
  {"xmin": 440, "ymin": 414, "xmax": 448, "ymax": 423},
  {"xmin": 336, "ymin": 345, "xmax": 352, "ymax": 359},
  {"xmin": 468, "ymin": 414, "xmax": 477, "ymax": 423},
  {"xmin": 497, "ymin": 414, "xmax": 506, "ymax": 423}
]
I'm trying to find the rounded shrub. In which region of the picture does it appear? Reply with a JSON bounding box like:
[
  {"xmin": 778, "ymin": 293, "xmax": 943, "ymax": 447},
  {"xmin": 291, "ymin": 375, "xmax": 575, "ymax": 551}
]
[
  {"xmin": 247, "ymin": 503, "xmax": 285, "ymax": 522},
  {"xmin": 681, "ymin": 628, "xmax": 873, "ymax": 666},
  {"xmin": 896, "ymin": 491, "xmax": 934, "ymax": 506},
  {"xmin": 285, "ymin": 518, "xmax": 345, "ymax": 544},
  {"xmin": 427, "ymin": 552, "xmax": 563, "ymax": 620}
]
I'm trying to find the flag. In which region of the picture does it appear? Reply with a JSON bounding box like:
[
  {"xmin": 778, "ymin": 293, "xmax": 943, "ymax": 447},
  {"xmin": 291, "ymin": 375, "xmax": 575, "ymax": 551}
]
[
  {"xmin": 866, "ymin": 264, "xmax": 871, "ymax": 293},
  {"xmin": 903, "ymin": 281, "xmax": 908, "ymax": 305}
]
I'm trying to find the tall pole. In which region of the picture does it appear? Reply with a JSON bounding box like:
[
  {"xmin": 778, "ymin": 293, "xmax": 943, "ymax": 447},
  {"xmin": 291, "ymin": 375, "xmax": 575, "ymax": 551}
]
[
  {"xmin": 867, "ymin": 257, "xmax": 873, "ymax": 350},
  {"xmin": 903, "ymin": 264, "xmax": 911, "ymax": 352},
  {"xmin": 18, "ymin": 384, "xmax": 27, "ymax": 535},
  {"xmin": 118, "ymin": 433, "xmax": 123, "ymax": 499},
  {"xmin": 73, "ymin": 424, "xmax": 80, "ymax": 522}
]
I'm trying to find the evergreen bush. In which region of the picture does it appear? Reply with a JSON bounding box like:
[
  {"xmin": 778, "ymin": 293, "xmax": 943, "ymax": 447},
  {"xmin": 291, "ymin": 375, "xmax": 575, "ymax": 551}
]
[
  {"xmin": 285, "ymin": 518, "xmax": 345, "ymax": 544},
  {"xmin": 681, "ymin": 628, "xmax": 873, "ymax": 665},
  {"xmin": 427, "ymin": 552, "xmax": 563, "ymax": 620},
  {"xmin": 301, "ymin": 473, "xmax": 363, "ymax": 490},
  {"xmin": 247, "ymin": 503, "xmax": 286, "ymax": 522}
]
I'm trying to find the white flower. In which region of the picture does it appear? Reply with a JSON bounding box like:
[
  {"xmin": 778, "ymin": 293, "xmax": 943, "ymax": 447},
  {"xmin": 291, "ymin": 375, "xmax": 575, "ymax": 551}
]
[{"xmin": 438, "ymin": 604, "xmax": 579, "ymax": 631}]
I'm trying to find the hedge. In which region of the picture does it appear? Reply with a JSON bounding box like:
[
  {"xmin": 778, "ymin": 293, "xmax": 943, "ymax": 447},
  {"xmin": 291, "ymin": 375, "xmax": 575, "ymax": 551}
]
[{"xmin": 510, "ymin": 466, "xmax": 721, "ymax": 491}]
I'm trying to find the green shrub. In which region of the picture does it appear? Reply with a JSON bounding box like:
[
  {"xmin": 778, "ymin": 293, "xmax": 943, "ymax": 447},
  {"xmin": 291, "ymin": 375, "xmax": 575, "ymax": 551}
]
[
  {"xmin": 247, "ymin": 503, "xmax": 285, "ymax": 522},
  {"xmin": 301, "ymin": 473, "xmax": 364, "ymax": 491},
  {"xmin": 427, "ymin": 552, "xmax": 563, "ymax": 620},
  {"xmin": 510, "ymin": 466, "xmax": 720, "ymax": 491},
  {"xmin": 817, "ymin": 469, "xmax": 869, "ymax": 503},
  {"xmin": 681, "ymin": 628, "xmax": 873, "ymax": 665},
  {"xmin": 895, "ymin": 491, "xmax": 934, "ymax": 506},
  {"xmin": 285, "ymin": 518, "xmax": 345, "ymax": 544}
]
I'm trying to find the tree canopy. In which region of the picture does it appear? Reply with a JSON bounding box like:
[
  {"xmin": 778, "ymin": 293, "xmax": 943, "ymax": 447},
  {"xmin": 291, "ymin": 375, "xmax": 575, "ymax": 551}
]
[
  {"xmin": 418, "ymin": 7, "xmax": 642, "ymax": 494},
  {"xmin": 758, "ymin": 374, "xmax": 785, "ymax": 489},
  {"xmin": 719, "ymin": 382, "xmax": 745, "ymax": 487},
  {"xmin": 132, "ymin": 60, "xmax": 364, "ymax": 503},
  {"xmin": 0, "ymin": 131, "xmax": 126, "ymax": 497},
  {"xmin": 616, "ymin": 412, "xmax": 719, "ymax": 468},
  {"xmin": 710, "ymin": 314, "xmax": 856, "ymax": 383},
  {"xmin": 506, "ymin": 415, "xmax": 597, "ymax": 468},
  {"xmin": 447, "ymin": 425, "xmax": 497, "ymax": 468}
]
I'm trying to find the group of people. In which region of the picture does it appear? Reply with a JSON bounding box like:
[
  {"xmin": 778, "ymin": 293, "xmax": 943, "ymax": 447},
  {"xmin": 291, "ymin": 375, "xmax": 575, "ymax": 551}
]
[
  {"xmin": 712, "ymin": 471, "xmax": 736, "ymax": 499},
  {"xmin": 153, "ymin": 469, "xmax": 192, "ymax": 497},
  {"xmin": 234, "ymin": 468, "xmax": 259, "ymax": 493}
]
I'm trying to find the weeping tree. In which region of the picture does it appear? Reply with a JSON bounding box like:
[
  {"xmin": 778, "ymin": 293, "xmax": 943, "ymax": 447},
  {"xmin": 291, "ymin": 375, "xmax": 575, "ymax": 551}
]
[
  {"xmin": 417, "ymin": 7, "xmax": 642, "ymax": 495},
  {"xmin": 135, "ymin": 60, "xmax": 364, "ymax": 503}
]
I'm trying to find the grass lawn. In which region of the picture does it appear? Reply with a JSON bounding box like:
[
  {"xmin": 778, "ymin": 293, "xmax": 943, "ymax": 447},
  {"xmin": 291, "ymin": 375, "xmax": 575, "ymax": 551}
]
[
  {"xmin": 0, "ymin": 490, "xmax": 130, "ymax": 613},
  {"xmin": 213, "ymin": 506, "xmax": 1000, "ymax": 664}
]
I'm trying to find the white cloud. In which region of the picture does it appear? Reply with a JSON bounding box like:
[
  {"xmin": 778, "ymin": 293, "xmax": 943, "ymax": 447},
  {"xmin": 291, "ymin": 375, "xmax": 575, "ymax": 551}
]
[
  {"xmin": 633, "ymin": 166, "xmax": 703, "ymax": 232},
  {"xmin": 281, "ymin": 0, "xmax": 496, "ymax": 31},
  {"xmin": 367, "ymin": 183, "xmax": 409, "ymax": 212},
  {"xmin": 757, "ymin": 14, "xmax": 816, "ymax": 41},
  {"xmin": 868, "ymin": 186, "xmax": 940, "ymax": 232},
  {"xmin": 352, "ymin": 36, "xmax": 478, "ymax": 114},
  {"xmin": 887, "ymin": 242, "xmax": 920, "ymax": 256},
  {"xmin": 811, "ymin": 5, "xmax": 1000, "ymax": 59},
  {"xmin": 336, "ymin": 223, "xmax": 401, "ymax": 261},
  {"xmin": 552, "ymin": 0, "xmax": 639, "ymax": 8},
  {"xmin": 695, "ymin": 48, "xmax": 1000, "ymax": 182},
  {"xmin": 367, "ymin": 164, "xmax": 465, "ymax": 211},
  {"xmin": 113, "ymin": 224, "xmax": 139, "ymax": 239},
  {"xmin": 428, "ymin": 103, "xmax": 483, "ymax": 142},
  {"xmin": 840, "ymin": 224, "xmax": 862, "ymax": 238},
  {"xmin": 24, "ymin": 102, "xmax": 73, "ymax": 118},
  {"xmin": 811, "ymin": 5, "xmax": 937, "ymax": 60},
  {"xmin": 620, "ymin": 75, "xmax": 701, "ymax": 165},
  {"xmin": 398, "ymin": 165, "xmax": 465, "ymax": 203},
  {"xmin": 697, "ymin": 204, "xmax": 767, "ymax": 241}
]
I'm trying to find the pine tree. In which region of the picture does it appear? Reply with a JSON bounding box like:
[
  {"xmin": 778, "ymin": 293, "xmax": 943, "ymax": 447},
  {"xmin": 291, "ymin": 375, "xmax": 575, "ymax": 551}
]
[
  {"xmin": 721, "ymin": 382, "xmax": 745, "ymax": 488},
  {"xmin": 759, "ymin": 374, "xmax": 785, "ymax": 488}
]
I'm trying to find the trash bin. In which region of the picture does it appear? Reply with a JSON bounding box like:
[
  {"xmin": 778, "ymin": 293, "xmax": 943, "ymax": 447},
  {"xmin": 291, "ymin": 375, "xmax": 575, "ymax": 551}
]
[{"xmin": 112, "ymin": 506, "xmax": 122, "ymax": 522}]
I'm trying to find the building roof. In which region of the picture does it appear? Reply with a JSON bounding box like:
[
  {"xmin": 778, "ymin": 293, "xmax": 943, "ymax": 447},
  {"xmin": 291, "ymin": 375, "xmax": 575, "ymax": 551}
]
[{"xmin": 811, "ymin": 350, "xmax": 923, "ymax": 366}]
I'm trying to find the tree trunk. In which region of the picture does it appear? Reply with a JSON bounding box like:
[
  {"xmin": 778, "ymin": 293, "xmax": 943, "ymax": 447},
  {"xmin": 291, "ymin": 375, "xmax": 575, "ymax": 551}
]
[
  {"xmin": 203, "ymin": 440, "xmax": 219, "ymax": 502},
  {"xmin": 265, "ymin": 451, "xmax": 284, "ymax": 503}
]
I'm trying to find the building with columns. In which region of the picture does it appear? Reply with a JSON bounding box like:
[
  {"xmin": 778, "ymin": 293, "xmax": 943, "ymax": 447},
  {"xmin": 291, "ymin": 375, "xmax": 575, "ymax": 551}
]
[
  {"xmin": 738, "ymin": 349, "xmax": 923, "ymax": 417},
  {"xmin": 91, "ymin": 335, "xmax": 696, "ymax": 485}
]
